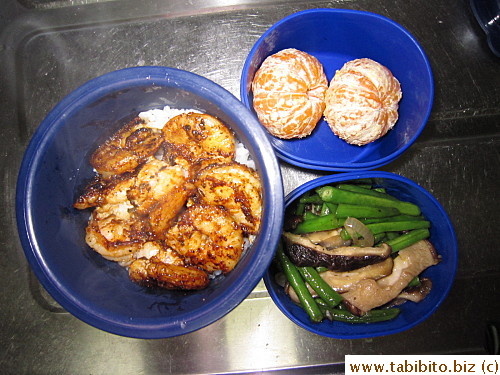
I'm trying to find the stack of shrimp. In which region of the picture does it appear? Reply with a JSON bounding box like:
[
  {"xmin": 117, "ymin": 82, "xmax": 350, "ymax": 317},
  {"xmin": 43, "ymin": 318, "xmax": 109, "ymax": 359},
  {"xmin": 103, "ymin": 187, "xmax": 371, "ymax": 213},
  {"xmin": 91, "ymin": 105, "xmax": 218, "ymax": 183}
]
[{"xmin": 74, "ymin": 111, "xmax": 262, "ymax": 290}]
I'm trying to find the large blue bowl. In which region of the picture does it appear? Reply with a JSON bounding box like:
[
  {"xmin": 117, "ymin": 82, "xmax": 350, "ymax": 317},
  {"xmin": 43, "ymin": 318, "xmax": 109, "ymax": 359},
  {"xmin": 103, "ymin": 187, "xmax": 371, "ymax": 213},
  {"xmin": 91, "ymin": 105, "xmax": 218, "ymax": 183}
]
[
  {"xmin": 264, "ymin": 171, "xmax": 457, "ymax": 339},
  {"xmin": 16, "ymin": 66, "xmax": 284, "ymax": 339},
  {"xmin": 241, "ymin": 9, "xmax": 434, "ymax": 171}
]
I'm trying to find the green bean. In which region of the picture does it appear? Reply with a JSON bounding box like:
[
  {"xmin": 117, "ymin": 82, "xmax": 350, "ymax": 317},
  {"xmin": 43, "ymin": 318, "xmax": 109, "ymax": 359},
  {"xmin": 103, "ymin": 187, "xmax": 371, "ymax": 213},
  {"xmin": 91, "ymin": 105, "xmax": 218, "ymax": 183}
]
[
  {"xmin": 315, "ymin": 299, "xmax": 400, "ymax": 323},
  {"xmin": 340, "ymin": 229, "xmax": 350, "ymax": 241},
  {"xmin": 337, "ymin": 184, "xmax": 399, "ymax": 201},
  {"xmin": 324, "ymin": 202, "xmax": 338, "ymax": 214},
  {"xmin": 321, "ymin": 306, "xmax": 401, "ymax": 323},
  {"xmin": 339, "ymin": 184, "xmax": 397, "ymax": 201},
  {"xmin": 384, "ymin": 228, "xmax": 431, "ymax": 252},
  {"xmin": 298, "ymin": 267, "xmax": 343, "ymax": 308},
  {"xmin": 316, "ymin": 186, "xmax": 421, "ymax": 216},
  {"xmin": 335, "ymin": 203, "xmax": 400, "ymax": 219},
  {"xmin": 299, "ymin": 194, "xmax": 323, "ymax": 204},
  {"xmin": 373, "ymin": 232, "xmax": 387, "ymax": 243},
  {"xmin": 407, "ymin": 276, "xmax": 421, "ymax": 288},
  {"xmin": 362, "ymin": 214, "xmax": 426, "ymax": 225},
  {"xmin": 303, "ymin": 211, "xmax": 318, "ymax": 220},
  {"xmin": 341, "ymin": 221, "xmax": 430, "ymax": 240},
  {"xmin": 367, "ymin": 220, "xmax": 430, "ymax": 235},
  {"xmin": 295, "ymin": 202, "xmax": 306, "ymax": 216},
  {"xmin": 294, "ymin": 214, "xmax": 345, "ymax": 234},
  {"xmin": 385, "ymin": 231, "xmax": 400, "ymax": 240},
  {"xmin": 320, "ymin": 203, "xmax": 330, "ymax": 216},
  {"xmin": 349, "ymin": 184, "xmax": 373, "ymax": 189},
  {"xmin": 276, "ymin": 244, "xmax": 323, "ymax": 323}
]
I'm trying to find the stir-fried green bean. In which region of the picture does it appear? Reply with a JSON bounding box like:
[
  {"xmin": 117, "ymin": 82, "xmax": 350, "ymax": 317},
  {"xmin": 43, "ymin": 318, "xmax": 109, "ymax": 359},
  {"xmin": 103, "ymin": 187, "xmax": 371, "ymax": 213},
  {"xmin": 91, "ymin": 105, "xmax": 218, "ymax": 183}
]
[
  {"xmin": 299, "ymin": 195, "xmax": 324, "ymax": 204},
  {"xmin": 340, "ymin": 221, "xmax": 430, "ymax": 240},
  {"xmin": 276, "ymin": 243, "xmax": 323, "ymax": 323},
  {"xmin": 362, "ymin": 214, "xmax": 426, "ymax": 225},
  {"xmin": 278, "ymin": 181, "xmax": 434, "ymax": 325},
  {"xmin": 366, "ymin": 220, "xmax": 431, "ymax": 234},
  {"xmin": 319, "ymin": 304, "xmax": 401, "ymax": 323},
  {"xmin": 297, "ymin": 267, "xmax": 343, "ymax": 308},
  {"xmin": 384, "ymin": 228, "xmax": 431, "ymax": 252},
  {"xmin": 294, "ymin": 214, "xmax": 345, "ymax": 234},
  {"xmin": 337, "ymin": 184, "xmax": 398, "ymax": 201},
  {"xmin": 407, "ymin": 276, "xmax": 421, "ymax": 288},
  {"xmin": 316, "ymin": 186, "xmax": 421, "ymax": 216},
  {"xmin": 335, "ymin": 203, "xmax": 400, "ymax": 219}
]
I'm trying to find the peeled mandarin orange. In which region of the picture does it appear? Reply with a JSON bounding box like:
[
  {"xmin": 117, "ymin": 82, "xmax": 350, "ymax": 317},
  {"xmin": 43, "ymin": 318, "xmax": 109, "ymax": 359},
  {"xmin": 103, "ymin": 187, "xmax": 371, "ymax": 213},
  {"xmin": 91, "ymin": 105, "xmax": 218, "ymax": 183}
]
[
  {"xmin": 324, "ymin": 58, "xmax": 402, "ymax": 146},
  {"xmin": 251, "ymin": 48, "xmax": 328, "ymax": 139}
]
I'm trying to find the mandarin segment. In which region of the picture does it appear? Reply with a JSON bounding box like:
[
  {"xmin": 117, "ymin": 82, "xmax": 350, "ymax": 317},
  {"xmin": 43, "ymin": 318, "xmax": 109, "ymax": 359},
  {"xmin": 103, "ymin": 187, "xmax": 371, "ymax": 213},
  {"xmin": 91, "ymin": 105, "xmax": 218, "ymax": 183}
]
[{"xmin": 251, "ymin": 48, "xmax": 328, "ymax": 139}]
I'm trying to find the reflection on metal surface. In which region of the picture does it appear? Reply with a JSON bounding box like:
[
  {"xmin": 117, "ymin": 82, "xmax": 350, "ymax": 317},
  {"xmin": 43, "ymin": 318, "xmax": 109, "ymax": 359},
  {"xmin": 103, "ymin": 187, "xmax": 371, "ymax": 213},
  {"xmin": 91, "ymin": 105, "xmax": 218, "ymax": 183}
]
[
  {"xmin": 18, "ymin": 0, "xmax": 114, "ymax": 9},
  {"xmin": 28, "ymin": 270, "xmax": 66, "ymax": 314},
  {"xmin": 225, "ymin": 299, "xmax": 299, "ymax": 370},
  {"xmin": 0, "ymin": 0, "xmax": 499, "ymax": 373}
]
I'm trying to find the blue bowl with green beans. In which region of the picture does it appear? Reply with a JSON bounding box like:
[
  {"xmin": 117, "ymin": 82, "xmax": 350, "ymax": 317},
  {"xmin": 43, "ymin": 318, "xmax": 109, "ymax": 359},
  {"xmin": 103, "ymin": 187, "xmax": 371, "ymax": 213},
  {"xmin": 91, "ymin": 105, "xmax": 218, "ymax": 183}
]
[{"xmin": 264, "ymin": 171, "xmax": 457, "ymax": 339}]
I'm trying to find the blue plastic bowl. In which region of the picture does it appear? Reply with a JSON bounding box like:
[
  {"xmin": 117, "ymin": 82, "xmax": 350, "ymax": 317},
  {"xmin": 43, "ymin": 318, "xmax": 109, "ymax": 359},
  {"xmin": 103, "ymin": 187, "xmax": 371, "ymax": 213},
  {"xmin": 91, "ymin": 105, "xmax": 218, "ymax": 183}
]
[
  {"xmin": 470, "ymin": 0, "xmax": 500, "ymax": 57},
  {"xmin": 16, "ymin": 66, "xmax": 284, "ymax": 339},
  {"xmin": 240, "ymin": 9, "xmax": 434, "ymax": 171},
  {"xmin": 264, "ymin": 171, "xmax": 457, "ymax": 339}
]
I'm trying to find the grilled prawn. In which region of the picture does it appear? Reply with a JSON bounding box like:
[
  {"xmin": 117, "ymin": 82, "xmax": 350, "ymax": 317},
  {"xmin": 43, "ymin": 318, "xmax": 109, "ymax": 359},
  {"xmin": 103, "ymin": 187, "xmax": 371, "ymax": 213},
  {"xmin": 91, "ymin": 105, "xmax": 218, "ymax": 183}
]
[
  {"xmin": 85, "ymin": 190, "xmax": 149, "ymax": 265},
  {"xmin": 75, "ymin": 108, "xmax": 261, "ymax": 291},
  {"xmin": 74, "ymin": 172, "xmax": 136, "ymax": 210},
  {"xmin": 83, "ymin": 159, "xmax": 192, "ymax": 265},
  {"xmin": 128, "ymin": 159, "xmax": 193, "ymax": 237},
  {"xmin": 166, "ymin": 204, "xmax": 244, "ymax": 274},
  {"xmin": 162, "ymin": 113, "xmax": 235, "ymax": 172},
  {"xmin": 91, "ymin": 117, "xmax": 164, "ymax": 177},
  {"xmin": 194, "ymin": 162, "xmax": 262, "ymax": 235},
  {"xmin": 129, "ymin": 244, "xmax": 209, "ymax": 290}
]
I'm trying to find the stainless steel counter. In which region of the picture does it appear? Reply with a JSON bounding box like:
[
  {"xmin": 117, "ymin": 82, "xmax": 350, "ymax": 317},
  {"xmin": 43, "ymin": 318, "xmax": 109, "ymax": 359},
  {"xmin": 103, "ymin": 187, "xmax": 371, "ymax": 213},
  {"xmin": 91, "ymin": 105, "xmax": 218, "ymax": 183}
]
[{"xmin": 1, "ymin": 0, "xmax": 499, "ymax": 374}]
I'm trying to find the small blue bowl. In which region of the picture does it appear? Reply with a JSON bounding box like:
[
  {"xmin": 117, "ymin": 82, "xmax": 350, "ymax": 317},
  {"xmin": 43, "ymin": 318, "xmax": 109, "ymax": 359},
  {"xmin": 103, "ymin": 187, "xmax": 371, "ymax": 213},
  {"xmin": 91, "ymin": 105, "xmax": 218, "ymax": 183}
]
[
  {"xmin": 470, "ymin": 0, "xmax": 500, "ymax": 57},
  {"xmin": 264, "ymin": 171, "xmax": 457, "ymax": 339},
  {"xmin": 241, "ymin": 9, "xmax": 434, "ymax": 171},
  {"xmin": 16, "ymin": 66, "xmax": 284, "ymax": 339}
]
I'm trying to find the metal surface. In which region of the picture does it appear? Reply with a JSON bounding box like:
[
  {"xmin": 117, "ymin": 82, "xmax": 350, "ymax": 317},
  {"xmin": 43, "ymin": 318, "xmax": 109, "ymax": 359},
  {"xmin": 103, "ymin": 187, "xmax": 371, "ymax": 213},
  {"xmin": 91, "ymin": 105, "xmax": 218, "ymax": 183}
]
[{"xmin": 0, "ymin": 0, "xmax": 499, "ymax": 373}]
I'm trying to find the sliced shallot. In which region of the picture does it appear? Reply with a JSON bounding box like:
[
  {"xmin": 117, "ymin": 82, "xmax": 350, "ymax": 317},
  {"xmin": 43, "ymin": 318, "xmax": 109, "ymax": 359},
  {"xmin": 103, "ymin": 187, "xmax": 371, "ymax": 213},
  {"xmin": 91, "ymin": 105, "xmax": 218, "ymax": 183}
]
[{"xmin": 344, "ymin": 216, "xmax": 374, "ymax": 247}]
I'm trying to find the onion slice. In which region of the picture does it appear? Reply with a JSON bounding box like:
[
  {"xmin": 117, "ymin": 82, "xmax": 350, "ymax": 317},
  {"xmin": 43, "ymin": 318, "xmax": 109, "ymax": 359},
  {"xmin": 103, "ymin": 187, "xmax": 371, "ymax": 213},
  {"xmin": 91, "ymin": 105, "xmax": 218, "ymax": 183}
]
[{"xmin": 344, "ymin": 217, "xmax": 374, "ymax": 247}]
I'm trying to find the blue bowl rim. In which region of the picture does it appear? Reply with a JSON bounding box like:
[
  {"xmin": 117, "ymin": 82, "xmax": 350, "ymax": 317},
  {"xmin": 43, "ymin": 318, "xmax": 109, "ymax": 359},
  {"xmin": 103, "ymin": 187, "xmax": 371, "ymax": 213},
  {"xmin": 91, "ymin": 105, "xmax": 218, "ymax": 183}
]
[
  {"xmin": 240, "ymin": 8, "xmax": 435, "ymax": 171},
  {"xmin": 469, "ymin": 0, "xmax": 500, "ymax": 57},
  {"xmin": 263, "ymin": 171, "xmax": 457, "ymax": 339},
  {"xmin": 16, "ymin": 66, "xmax": 285, "ymax": 338}
]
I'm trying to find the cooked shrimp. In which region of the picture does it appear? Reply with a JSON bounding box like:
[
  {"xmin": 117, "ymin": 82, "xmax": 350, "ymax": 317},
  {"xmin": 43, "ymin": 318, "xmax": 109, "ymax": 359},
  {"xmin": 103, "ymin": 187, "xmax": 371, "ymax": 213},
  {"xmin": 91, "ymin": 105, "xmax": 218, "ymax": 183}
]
[
  {"xmin": 166, "ymin": 204, "xmax": 244, "ymax": 274},
  {"xmin": 127, "ymin": 159, "xmax": 193, "ymax": 237},
  {"xmin": 82, "ymin": 158, "xmax": 194, "ymax": 262},
  {"xmin": 74, "ymin": 172, "xmax": 136, "ymax": 210},
  {"xmin": 162, "ymin": 113, "xmax": 235, "ymax": 172},
  {"xmin": 91, "ymin": 117, "xmax": 164, "ymax": 177},
  {"xmin": 194, "ymin": 162, "xmax": 262, "ymax": 234},
  {"xmin": 76, "ymin": 167, "xmax": 146, "ymax": 264},
  {"xmin": 74, "ymin": 109, "xmax": 258, "ymax": 291},
  {"xmin": 85, "ymin": 202, "xmax": 151, "ymax": 265},
  {"xmin": 129, "ymin": 245, "xmax": 209, "ymax": 290}
]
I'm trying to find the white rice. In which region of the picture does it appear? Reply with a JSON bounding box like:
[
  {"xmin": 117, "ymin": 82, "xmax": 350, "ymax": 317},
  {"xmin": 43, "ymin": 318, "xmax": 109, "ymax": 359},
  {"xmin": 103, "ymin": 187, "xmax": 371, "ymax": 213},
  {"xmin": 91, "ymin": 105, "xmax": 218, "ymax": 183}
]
[
  {"xmin": 235, "ymin": 141, "xmax": 256, "ymax": 170},
  {"xmin": 129, "ymin": 242, "xmax": 160, "ymax": 263},
  {"xmin": 138, "ymin": 106, "xmax": 202, "ymax": 129}
]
